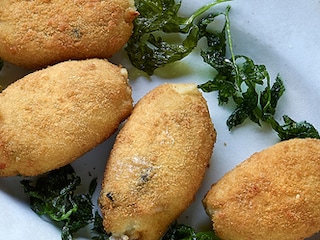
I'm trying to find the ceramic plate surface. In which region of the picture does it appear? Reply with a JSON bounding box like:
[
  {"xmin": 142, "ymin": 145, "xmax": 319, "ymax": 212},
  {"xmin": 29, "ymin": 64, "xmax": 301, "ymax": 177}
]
[{"xmin": 0, "ymin": 0, "xmax": 320, "ymax": 239}]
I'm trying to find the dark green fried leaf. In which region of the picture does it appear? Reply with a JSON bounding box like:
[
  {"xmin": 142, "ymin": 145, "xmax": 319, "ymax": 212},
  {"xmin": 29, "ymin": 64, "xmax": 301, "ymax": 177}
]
[
  {"xmin": 198, "ymin": 12, "xmax": 237, "ymax": 104},
  {"xmin": 162, "ymin": 222, "xmax": 221, "ymax": 240},
  {"xmin": 21, "ymin": 165, "xmax": 100, "ymax": 240},
  {"xmin": 92, "ymin": 211, "xmax": 111, "ymax": 240},
  {"xmin": 128, "ymin": 26, "xmax": 199, "ymax": 75},
  {"xmin": 196, "ymin": 6, "xmax": 319, "ymax": 139},
  {"xmin": 268, "ymin": 115, "xmax": 320, "ymax": 140},
  {"xmin": 260, "ymin": 74, "xmax": 285, "ymax": 119},
  {"xmin": 126, "ymin": 0, "xmax": 231, "ymax": 75}
]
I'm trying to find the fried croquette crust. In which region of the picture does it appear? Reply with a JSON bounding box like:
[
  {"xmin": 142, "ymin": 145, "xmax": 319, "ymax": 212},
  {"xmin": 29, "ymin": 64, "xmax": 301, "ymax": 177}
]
[
  {"xmin": 203, "ymin": 138, "xmax": 320, "ymax": 240},
  {"xmin": 0, "ymin": 0, "xmax": 139, "ymax": 69},
  {"xmin": 0, "ymin": 58, "xmax": 133, "ymax": 176},
  {"xmin": 99, "ymin": 83, "xmax": 216, "ymax": 240}
]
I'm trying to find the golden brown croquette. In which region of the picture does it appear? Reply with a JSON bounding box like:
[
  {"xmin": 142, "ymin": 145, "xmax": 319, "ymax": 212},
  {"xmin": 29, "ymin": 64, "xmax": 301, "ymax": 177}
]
[
  {"xmin": 99, "ymin": 83, "xmax": 216, "ymax": 240},
  {"xmin": 0, "ymin": 58, "xmax": 133, "ymax": 176},
  {"xmin": 203, "ymin": 138, "xmax": 320, "ymax": 240},
  {"xmin": 0, "ymin": 0, "xmax": 139, "ymax": 69}
]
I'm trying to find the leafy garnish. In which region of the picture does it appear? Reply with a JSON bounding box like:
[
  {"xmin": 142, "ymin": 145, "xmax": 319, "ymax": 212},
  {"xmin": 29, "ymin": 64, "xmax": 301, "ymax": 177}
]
[
  {"xmin": 126, "ymin": 1, "xmax": 319, "ymax": 140},
  {"xmin": 20, "ymin": 165, "xmax": 105, "ymax": 240},
  {"xmin": 21, "ymin": 165, "xmax": 220, "ymax": 240},
  {"xmin": 162, "ymin": 222, "xmax": 221, "ymax": 240},
  {"xmin": 197, "ymin": 6, "xmax": 319, "ymax": 140},
  {"xmin": 198, "ymin": 6, "xmax": 283, "ymax": 128},
  {"xmin": 91, "ymin": 212, "xmax": 111, "ymax": 240},
  {"xmin": 268, "ymin": 115, "xmax": 320, "ymax": 140},
  {"xmin": 126, "ymin": 0, "xmax": 231, "ymax": 75}
]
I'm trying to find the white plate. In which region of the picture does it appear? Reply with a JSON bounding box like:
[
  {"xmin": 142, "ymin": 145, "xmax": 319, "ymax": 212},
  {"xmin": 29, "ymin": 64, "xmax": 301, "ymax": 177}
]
[{"xmin": 1, "ymin": 0, "xmax": 320, "ymax": 239}]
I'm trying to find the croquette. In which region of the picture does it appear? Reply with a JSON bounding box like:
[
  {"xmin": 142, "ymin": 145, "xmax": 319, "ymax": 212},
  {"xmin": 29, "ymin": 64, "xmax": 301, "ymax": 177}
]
[
  {"xmin": 203, "ymin": 138, "xmax": 320, "ymax": 240},
  {"xmin": 99, "ymin": 83, "xmax": 216, "ymax": 240},
  {"xmin": 0, "ymin": 58, "xmax": 133, "ymax": 176},
  {"xmin": 0, "ymin": 0, "xmax": 139, "ymax": 69}
]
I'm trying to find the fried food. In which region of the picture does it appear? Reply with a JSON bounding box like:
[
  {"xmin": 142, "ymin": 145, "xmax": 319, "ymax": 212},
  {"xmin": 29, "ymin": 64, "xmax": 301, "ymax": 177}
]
[
  {"xmin": 0, "ymin": 58, "xmax": 133, "ymax": 176},
  {"xmin": 203, "ymin": 138, "xmax": 320, "ymax": 240},
  {"xmin": 99, "ymin": 83, "xmax": 216, "ymax": 240},
  {"xmin": 0, "ymin": 0, "xmax": 139, "ymax": 69}
]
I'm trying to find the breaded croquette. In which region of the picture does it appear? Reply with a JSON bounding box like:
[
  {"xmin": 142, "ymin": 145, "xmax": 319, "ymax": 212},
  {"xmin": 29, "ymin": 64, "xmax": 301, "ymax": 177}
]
[
  {"xmin": 0, "ymin": 0, "xmax": 139, "ymax": 69},
  {"xmin": 0, "ymin": 58, "xmax": 133, "ymax": 176},
  {"xmin": 203, "ymin": 138, "xmax": 320, "ymax": 240},
  {"xmin": 99, "ymin": 83, "xmax": 216, "ymax": 240}
]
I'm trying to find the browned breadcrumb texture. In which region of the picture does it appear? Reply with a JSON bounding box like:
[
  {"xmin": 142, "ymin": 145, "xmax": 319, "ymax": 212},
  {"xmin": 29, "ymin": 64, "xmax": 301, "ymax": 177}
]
[
  {"xmin": 203, "ymin": 138, "xmax": 320, "ymax": 240},
  {"xmin": 99, "ymin": 83, "xmax": 217, "ymax": 240},
  {"xmin": 0, "ymin": 58, "xmax": 133, "ymax": 176},
  {"xmin": 0, "ymin": 0, "xmax": 139, "ymax": 69}
]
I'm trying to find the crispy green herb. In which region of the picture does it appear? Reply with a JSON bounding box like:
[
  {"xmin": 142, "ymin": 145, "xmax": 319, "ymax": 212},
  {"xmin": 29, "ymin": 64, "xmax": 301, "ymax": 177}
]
[
  {"xmin": 126, "ymin": 0, "xmax": 231, "ymax": 75},
  {"xmin": 162, "ymin": 222, "xmax": 221, "ymax": 240},
  {"xmin": 197, "ymin": 6, "xmax": 319, "ymax": 140},
  {"xmin": 21, "ymin": 165, "xmax": 218, "ymax": 240},
  {"xmin": 268, "ymin": 115, "xmax": 320, "ymax": 140},
  {"xmin": 198, "ymin": 6, "xmax": 283, "ymax": 127},
  {"xmin": 127, "ymin": 1, "xmax": 319, "ymax": 140},
  {"xmin": 21, "ymin": 165, "xmax": 220, "ymax": 240},
  {"xmin": 21, "ymin": 165, "xmax": 104, "ymax": 240},
  {"xmin": 91, "ymin": 212, "xmax": 111, "ymax": 240}
]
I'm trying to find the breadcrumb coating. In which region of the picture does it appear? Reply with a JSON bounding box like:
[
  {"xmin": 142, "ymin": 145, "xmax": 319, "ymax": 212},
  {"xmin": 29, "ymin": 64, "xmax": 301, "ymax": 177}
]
[
  {"xmin": 0, "ymin": 58, "xmax": 133, "ymax": 176},
  {"xmin": 203, "ymin": 138, "xmax": 320, "ymax": 240},
  {"xmin": 0, "ymin": 0, "xmax": 139, "ymax": 69},
  {"xmin": 99, "ymin": 83, "xmax": 216, "ymax": 240}
]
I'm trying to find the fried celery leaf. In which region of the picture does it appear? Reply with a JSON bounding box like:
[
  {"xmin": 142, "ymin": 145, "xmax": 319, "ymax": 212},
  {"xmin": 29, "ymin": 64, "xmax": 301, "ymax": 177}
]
[
  {"xmin": 268, "ymin": 115, "xmax": 320, "ymax": 140},
  {"xmin": 198, "ymin": 8, "xmax": 279, "ymax": 128},
  {"xmin": 21, "ymin": 165, "xmax": 222, "ymax": 240},
  {"xmin": 197, "ymin": 12, "xmax": 236, "ymax": 104},
  {"xmin": 162, "ymin": 222, "xmax": 221, "ymax": 240},
  {"xmin": 21, "ymin": 165, "xmax": 98, "ymax": 240},
  {"xmin": 126, "ymin": 0, "xmax": 231, "ymax": 75},
  {"xmin": 197, "ymin": 6, "xmax": 319, "ymax": 140},
  {"xmin": 91, "ymin": 212, "xmax": 111, "ymax": 240}
]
